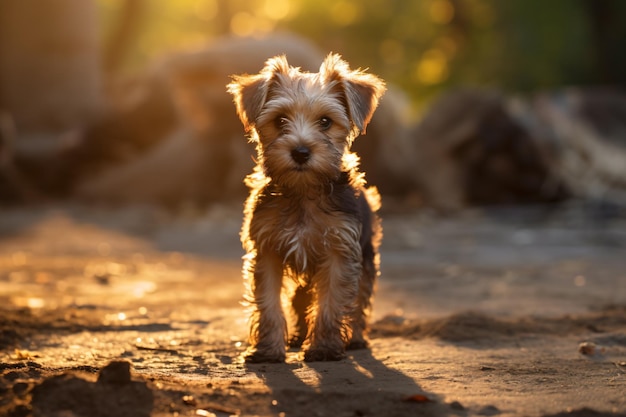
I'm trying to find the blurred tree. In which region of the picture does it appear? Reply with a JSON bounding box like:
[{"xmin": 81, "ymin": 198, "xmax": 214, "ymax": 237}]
[
  {"xmin": 96, "ymin": 0, "xmax": 626, "ymax": 108},
  {"xmin": 584, "ymin": 0, "xmax": 626, "ymax": 87},
  {"xmin": 0, "ymin": 0, "xmax": 102, "ymax": 133},
  {"xmin": 103, "ymin": 0, "xmax": 146, "ymax": 76}
]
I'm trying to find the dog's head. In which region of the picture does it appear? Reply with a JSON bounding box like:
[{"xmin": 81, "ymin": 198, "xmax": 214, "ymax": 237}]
[{"xmin": 228, "ymin": 54, "xmax": 385, "ymax": 189}]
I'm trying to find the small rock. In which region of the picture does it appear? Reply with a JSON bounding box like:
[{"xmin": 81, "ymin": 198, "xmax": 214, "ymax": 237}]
[
  {"xmin": 97, "ymin": 360, "xmax": 132, "ymax": 384},
  {"xmin": 195, "ymin": 410, "xmax": 217, "ymax": 417},
  {"xmin": 578, "ymin": 341, "xmax": 605, "ymax": 357},
  {"xmin": 26, "ymin": 361, "xmax": 42, "ymax": 369},
  {"xmin": 218, "ymin": 355, "xmax": 233, "ymax": 364},
  {"xmin": 403, "ymin": 393, "xmax": 432, "ymax": 403},
  {"xmin": 8, "ymin": 404, "xmax": 31, "ymax": 417},
  {"xmin": 578, "ymin": 341, "xmax": 596, "ymax": 356},
  {"xmin": 3, "ymin": 371, "xmax": 24, "ymax": 382},
  {"xmin": 0, "ymin": 362, "xmax": 25, "ymax": 372},
  {"xmin": 32, "ymin": 370, "xmax": 153, "ymax": 417},
  {"xmin": 450, "ymin": 400, "xmax": 465, "ymax": 410},
  {"xmin": 478, "ymin": 405, "xmax": 501, "ymax": 416},
  {"xmin": 182, "ymin": 395, "xmax": 197, "ymax": 406},
  {"xmin": 12, "ymin": 381, "xmax": 30, "ymax": 396}
]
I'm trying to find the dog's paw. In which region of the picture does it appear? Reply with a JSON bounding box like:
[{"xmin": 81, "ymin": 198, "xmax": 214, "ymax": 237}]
[
  {"xmin": 288, "ymin": 335, "xmax": 305, "ymax": 348},
  {"xmin": 303, "ymin": 347, "xmax": 346, "ymax": 362},
  {"xmin": 244, "ymin": 349, "xmax": 285, "ymax": 363}
]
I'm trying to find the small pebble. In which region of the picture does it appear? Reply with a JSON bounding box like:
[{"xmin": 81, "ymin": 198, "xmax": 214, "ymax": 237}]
[
  {"xmin": 182, "ymin": 395, "xmax": 197, "ymax": 406},
  {"xmin": 26, "ymin": 361, "xmax": 42, "ymax": 369},
  {"xmin": 8, "ymin": 404, "xmax": 31, "ymax": 417},
  {"xmin": 12, "ymin": 382, "xmax": 30, "ymax": 396},
  {"xmin": 450, "ymin": 400, "xmax": 465, "ymax": 410},
  {"xmin": 578, "ymin": 341, "xmax": 596, "ymax": 356},
  {"xmin": 477, "ymin": 405, "xmax": 501, "ymax": 416},
  {"xmin": 97, "ymin": 361, "xmax": 132, "ymax": 384}
]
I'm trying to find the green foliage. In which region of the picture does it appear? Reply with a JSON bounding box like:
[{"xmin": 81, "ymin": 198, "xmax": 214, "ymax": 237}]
[{"xmin": 97, "ymin": 0, "xmax": 626, "ymax": 108}]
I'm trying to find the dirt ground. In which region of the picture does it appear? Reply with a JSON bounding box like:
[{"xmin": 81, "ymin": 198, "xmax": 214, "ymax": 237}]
[{"xmin": 1, "ymin": 201, "xmax": 625, "ymax": 417}]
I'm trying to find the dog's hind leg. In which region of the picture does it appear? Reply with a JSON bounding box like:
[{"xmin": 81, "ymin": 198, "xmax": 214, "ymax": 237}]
[
  {"xmin": 347, "ymin": 239, "xmax": 377, "ymax": 350},
  {"xmin": 289, "ymin": 283, "xmax": 312, "ymax": 348}
]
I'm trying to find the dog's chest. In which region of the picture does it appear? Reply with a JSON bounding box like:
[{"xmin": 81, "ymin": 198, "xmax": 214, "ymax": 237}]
[
  {"xmin": 277, "ymin": 205, "xmax": 331, "ymax": 270},
  {"xmin": 253, "ymin": 198, "xmax": 353, "ymax": 273}
]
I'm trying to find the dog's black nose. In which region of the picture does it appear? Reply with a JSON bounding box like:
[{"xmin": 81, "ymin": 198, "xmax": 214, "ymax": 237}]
[{"xmin": 291, "ymin": 146, "xmax": 311, "ymax": 164}]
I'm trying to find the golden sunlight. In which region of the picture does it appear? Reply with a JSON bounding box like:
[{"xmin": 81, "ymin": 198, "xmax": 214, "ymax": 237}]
[
  {"xmin": 379, "ymin": 39, "xmax": 405, "ymax": 65},
  {"xmin": 11, "ymin": 297, "xmax": 45, "ymax": 309},
  {"xmin": 330, "ymin": 1, "xmax": 362, "ymax": 26},
  {"xmin": 230, "ymin": 11, "xmax": 256, "ymax": 37},
  {"xmin": 262, "ymin": 0, "xmax": 291, "ymax": 20},
  {"xmin": 414, "ymin": 48, "xmax": 449, "ymax": 85},
  {"xmin": 436, "ymin": 35, "xmax": 459, "ymax": 59},
  {"xmin": 194, "ymin": 0, "xmax": 218, "ymax": 21},
  {"xmin": 11, "ymin": 251, "xmax": 28, "ymax": 266},
  {"xmin": 429, "ymin": 0, "xmax": 454, "ymax": 24},
  {"xmin": 230, "ymin": 11, "xmax": 275, "ymax": 37}
]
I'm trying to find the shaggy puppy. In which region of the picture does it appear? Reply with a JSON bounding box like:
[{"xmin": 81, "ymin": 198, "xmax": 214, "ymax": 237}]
[{"xmin": 228, "ymin": 54, "xmax": 384, "ymax": 362}]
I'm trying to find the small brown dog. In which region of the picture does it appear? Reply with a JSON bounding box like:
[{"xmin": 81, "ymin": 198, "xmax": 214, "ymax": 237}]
[{"xmin": 228, "ymin": 54, "xmax": 385, "ymax": 362}]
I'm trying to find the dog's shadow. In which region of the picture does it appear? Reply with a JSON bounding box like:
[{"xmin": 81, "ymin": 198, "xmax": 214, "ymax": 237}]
[{"xmin": 246, "ymin": 348, "xmax": 459, "ymax": 416}]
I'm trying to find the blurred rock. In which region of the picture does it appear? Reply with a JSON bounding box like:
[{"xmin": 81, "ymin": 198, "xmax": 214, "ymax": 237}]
[
  {"xmin": 409, "ymin": 89, "xmax": 568, "ymax": 212},
  {"xmin": 68, "ymin": 34, "xmax": 321, "ymax": 205},
  {"xmin": 31, "ymin": 362, "xmax": 153, "ymax": 417},
  {"xmin": 67, "ymin": 33, "xmax": 414, "ymax": 206},
  {"xmin": 4, "ymin": 26, "xmax": 625, "ymax": 212},
  {"xmin": 97, "ymin": 360, "xmax": 132, "ymax": 384},
  {"xmin": 408, "ymin": 87, "xmax": 626, "ymax": 211},
  {"xmin": 0, "ymin": 0, "xmax": 102, "ymax": 133},
  {"xmin": 509, "ymin": 87, "xmax": 626, "ymax": 206}
]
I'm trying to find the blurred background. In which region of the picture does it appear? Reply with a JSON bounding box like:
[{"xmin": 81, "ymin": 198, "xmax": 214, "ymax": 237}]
[
  {"xmin": 97, "ymin": 0, "xmax": 626, "ymax": 104},
  {"xmin": 1, "ymin": 0, "xmax": 625, "ymax": 212}
]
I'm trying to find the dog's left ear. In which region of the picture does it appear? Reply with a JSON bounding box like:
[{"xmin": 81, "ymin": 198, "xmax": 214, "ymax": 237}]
[{"xmin": 320, "ymin": 53, "xmax": 386, "ymax": 135}]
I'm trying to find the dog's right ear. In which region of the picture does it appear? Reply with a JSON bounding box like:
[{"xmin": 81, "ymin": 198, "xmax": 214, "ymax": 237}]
[
  {"xmin": 227, "ymin": 55, "xmax": 291, "ymax": 133},
  {"xmin": 227, "ymin": 73, "xmax": 267, "ymax": 133}
]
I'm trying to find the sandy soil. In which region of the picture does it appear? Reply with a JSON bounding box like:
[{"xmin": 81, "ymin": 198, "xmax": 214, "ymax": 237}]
[{"xmin": 1, "ymin": 202, "xmax": 625, "ymax": 417}]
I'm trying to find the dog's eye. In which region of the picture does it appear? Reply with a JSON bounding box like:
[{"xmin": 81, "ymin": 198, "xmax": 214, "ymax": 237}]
[
  {"xmin": 319, "ymin": 116, "xmax": 333, "ymax": 130},
  {"xmin": 275, "ymin": 116, "xmax": 288, "ymax": 131}
]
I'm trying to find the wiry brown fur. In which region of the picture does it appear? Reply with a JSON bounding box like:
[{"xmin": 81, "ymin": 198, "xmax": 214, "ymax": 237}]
[{"xmin": 228, "ymin": 54, "xmax": 385, "ymax": 362}]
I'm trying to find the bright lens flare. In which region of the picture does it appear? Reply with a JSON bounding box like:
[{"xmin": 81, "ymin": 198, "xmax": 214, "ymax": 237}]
[
  {"xmin": 263, "ymin": 0, "xmax": 290, "ymax": 20},
  {"xmin": 414, "ymin": 49, "xmax": 449, "ymax": 85}
]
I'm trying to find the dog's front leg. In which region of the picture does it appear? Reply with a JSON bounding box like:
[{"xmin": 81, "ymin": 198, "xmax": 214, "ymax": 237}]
[
  {"xmin": 304, "ymin": 231, "xmax": 361, "ymax": 361},
  {"xmin": 245, "ymin": 250, "xmax": 287, "ymax": 363}
]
